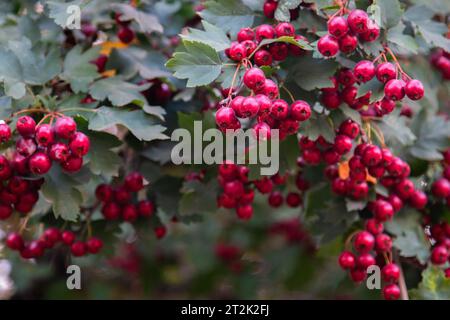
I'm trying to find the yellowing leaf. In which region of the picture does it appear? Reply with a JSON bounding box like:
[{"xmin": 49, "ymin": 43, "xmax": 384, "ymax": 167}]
[{"xmin": 99, "ymin": 41, "xmax": 129, "ymax": 56}]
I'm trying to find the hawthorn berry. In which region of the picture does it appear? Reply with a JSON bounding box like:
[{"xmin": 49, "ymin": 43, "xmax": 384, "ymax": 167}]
[
  {"xmin": 71, "ymin": 241, "xmax": 87, "ymax": 257},
  {"xmin": 54, "ymin": 116, "xmax": 77, "ymax": 139},
  {"xmin": 383, "ymin": 284, "xmax": 401, "ymax": 300},
  {"xmin": 317, "ymin": 35, "xmax": 339, "ymax": 57},
  {"xmin": 0, "ymin": 123, "xmax": 11, "ymax": 143},
  {"xmin": 354, "ymin": 231, "xmax": 375, "ymax": 253},
  {"xmin": 347, "ymin": 9, "xmax": 369, "ymax": 34},
  {"xmin": 16, "ymin": 116, "xmax": 36, "ymax": 137}
]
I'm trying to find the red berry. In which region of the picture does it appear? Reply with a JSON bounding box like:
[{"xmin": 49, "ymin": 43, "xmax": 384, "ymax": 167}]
[
  {"xmin": 122, "ymin": 204, "xmax": 138, "ymax": 222},
  {"xmin": 35, "ymin": 124, "xmax": 54, "ymax": 146},
  {"xmin": 61, "ymin": 155, "xmax": 83, "ymax": 172},
  {"xmin": 49, "ymin": 142, "xmax": 70, "ymax": 163},
  {"xmin": 260, "ymin": 79, "xmax": 279, "ymax": 99},
  {"xmin": 91, "ymin": 54, "xmax": 108, "ymax": 72},
  {"xmin": 54, "ymin": 116, "xmax": 77, "ymax": 139},
  {"xmin": 117, "ymin": 26, "xmax": 135, "ymax": 44},
  {"xmin": 372, "ymin": 199, "xmax": 394, "ymax": 222},
  {"xmin": 376, "ymin": 62, "xmax": 396, "ymax": 83},
  {"xmin": 395, "ymin": 179, "xmax": 415, "ymax": 200},
  {"xmin": 86, "ymin": 237, "xmax": 103, "ymax": 254},
  {"xmin": 317, "ymin": 35, "xmax": 339, "ymax": 57},
  {"xmin": 254, "ymin": 177, "xmax": 273, "ymax": 194},
  {"xmin": 254, "ymin": 49, "xmax": 273, "ymax": 66},
  {"xmin": 347, "ymin": 9, "xmax": 369, "ymax": 34},
  {"xmin": 253, "ymin": 122, "xmax": 271, "ymax": 140},
  {"xmin": 383, "ymin": 284, "xmax": 400, "ymax": 300},
  {"xmin": 95, "ymin": 184, "xmax": 113, "ymax": 202},
  {"xmin": 353, "ymin": 60, "xmax": 375, "ymax": 83},
  {"xmin": 228, "ymin": 42, "xmax": 247, "ymax": 61},
  {"xmin": 243, "ymin": 68, "xmax": 266, "ymax": 91},
  {"xmin": 384, "ymin": 79, "xmax": 406, "ymax": 101},
  {"xmin": 350, "ymin": 268, "xmax": 367, "ymax": 282},
  {"xmin": 268, "ymin": 191, "xmax": 283, "ymax": 208},
  {"xmin": 237, "ymin": 27, "xmax": 254, "ymax": 42},
  {"xmin": 224, "ymin": 180, "xmax": 244, "ymax": 199},
  {"xmin": 28, "ymin": 240, "xmax": 45, "ymax": 258},
  {"xmin": 0, "ymin": 203, "xmax": 12, "ymax": 220},
  {"xmin": 236, "ymin": 204, "xmax": 253, "ymax": 220},
  {"xmin": 61, "ymin": 230, "xmax": 76, "ymax": 245},
  {"xmin": 101, "ymin": 202, "xmax": 121, "ymax": 220},
  {"xmin": 432, "ymin": 178, "xmax": 450, "ymax": 198},
  {"xmin": 28, "ymin": 152, "xmax": 51, "ymax": 175},
  {"xmin": 382, "ymin": 263, "xmax": 400, "ymax": 282},
  {"xmin": 137, "ymin": 200, "xmax": 155, "ymax": 217},
  {"xmin": 365, "ymin": 218, "xmax": 384, "ymax": 235},
  {"xmin": 339, "ymin": 119, "xmax": 360, "ymax": 139},
  {"xmin": 270, "ymin": 99, "xmax": 289, "ymax": 120},
  {"xmin": 269, "ymin": 42, "xmax": 289, "ymax": 61},
  {"xmin": 321, "ymin": 91, "xmax": 341, "ymax": 109},
  {"xmin": 240, "ymin": 97, "xmax": 260, "ymax": 118},
  {"xmin": 354, "ymin": 231, "xmax": 375, "ymax": 253},
  {"xmin": 338, "ymin": 34, "xmax": 357, "ymax": 53},
  {"xmin": 42, "ymin": 227, "xmax": 61, "ymax": 246},
  {"xmin": 154, "ymin": 226, "xmax": 167, "ymax": 239},
  {"xmin": 216, "ymin": 107, "xmax": 237, "ymax": 130},
  {"xmin": 362, "ymin": 145, "xmax": 382, "ymax": 167},
  {"xmin": 405, "ymin": 79, "xmax": 424, "ymax": 100},
  {"xmin": 409, "ymin": 190, "xmax": 428, "ymax": 209},
  {"xmin": 338, "ymin": 251, "xmax": 356, "ymax": 269},
  {"xmin": 275, "ymin": 22, "xmax": 295, "ymax": 37},
  {"xmin": 0, "ymin": 123, "xmax": 11, "ymax": 143},
  {"xmin": 290, "ymin": 100, "xmax": 311, "ymax": 121},
  {"xmin": 6, "ymin": 232, "xmax": 24, "ymax": 250},
  {"xmin": 431, "ymin": 245, "xmax": 449, "ymax": 265},
  {"xmin": 357, "ymin": 253, "xmax": 376, "ymax": 269},
  {"xmin": 328, "ymin": 16, "xmax": 348, "ymax": 38},
  {"xmin": 71, "ymin": 241, "xmax": 87, "ymax": 257},
  {"xmin": 124, "ymin": 172, "xmax": 144, "ymax": 192},
  {"xmin": 16, "ymin": 116, "xmax": 36, "ymax": 137},
  {"xmin": 286, "ymin": 192, "xmax": 302, "ymax": 207},
  {"xmin": 359, "ymin": 19, "xmax": 380, "ymax": 42},
  {"xmin": 263, "ymin": 0, "xmax": 277, "ymax": 19},
  {"xmin": 334, "ymin": 134, "xmax": 353, "ymax": 155},
  {"xmin": 255, "ymin": 24, "xmax": 276, "ymax": 42},
  {"xmin": 375, "ymin": 233, "xmax": 392, "ymax": 252},
  {"xmin": 16, "ymin": 137, "xmax": 36, "ymax": 157},
  {"xmin": 69, "ymin": 132, "xmax": 90, "ymax": 157},
  {"xmin": 303, "ymin": 147, "xmax": 322, "ymax": 165}
]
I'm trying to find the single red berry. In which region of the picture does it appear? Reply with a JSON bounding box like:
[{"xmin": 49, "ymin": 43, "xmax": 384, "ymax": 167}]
[
  {"xmin": 372, "ymin": 199, "xmax": 394, "ymax": 222},
  {"xmin": 362, "ymin": 145, "xmax": 382, "ymax": 167},
  {"xmin": 71, "ymin": 241, "xmax": 87, "ymax": 257},
  {"xmin": 154, "ymin": 226, "xmax": 167, "ymax": 239},
  {"xmin": 35, "ymin": 124, "xmax": 54, "ymax": 146},
  {"xmin": 432, "ymin": 178, "xmax": 450, "ymax": 198},
  {"xmin": 86, "ymin": 237, "xmax": 103, "ymax": 254},
  {"xmin": 42, "ymin": 227, "xmax": 61, "ymax": 247},
  {"xmin": 384, "ymin": 79, "xmax": 406, "ymax": 101},
  {"xmin": 375, "ymin": 233, "xmax": 392, "ymax": 252},
  {"xmin": 61, "ymin": 156, "xmax": 83, "ymax": 173},
  {"xmin": 353, "ymin": 60, "xmax": 375, "ymax": 83},
  {"xmin": 387, "ymin": 194, "xmax": 403, "ymax": 212},
  {"xmin": 357, "ymin": 253, "xmax": 376, "ymax": 269},
  {"xmin": 286, "ymin": 192, "xmax": 302, "ymax": 207},
  {"xmin": 91, "ymin": 54, "xmax": 108, "ymax": 72},
  {"xmin": 137, "ymin": 200, "xmax": 155, "ymax": 217},
  {"xmin": 405, "ymin": 79, "xmax": 424, "ymax": 100},
  {"xmin": 317, "ymin": 34, "xmax": 339, "ymax": 57},
  {"xmin": 254, "ymin": 177, "xmax": 273, "ymax": 194},
  {"xmin": 6, "ymin": 232, "xmax": 24, "ymax": 251},
  {"xmin": 215, "ymin": 107, "xmax": 237, "ymax": 130},
  {"xmin": 327, "ymin": 16, "xmax": 348, "ymax": 38},
  {"xmin": 28, "ymin": 240, "xmax": 45, "ymax": 258},
  {"xmin": 323, "ymin": 148, "xmax": 340, "ymax": 165},
  {"xmin": 382, "ymin": 263, "xmax": 400, "ymax": 282},
  {"xmin": 263, "ymin": 0, "xmax": 277, "ymax": 19},
  {"xmin": 0, "ymin": 123, "xmax": 11, "ymax": 143},
  {"xmin": 224, "ymin": 180, "xmax": 245, "ymax": 199},
  {"xmin": 16, "ymin": 137, "xmax": 37, "ymax": 157},
  {"xmin": 124, "ymin": 172, "xmax": 144, "ymax": 192},
  {"xmin": 347, "ymin": 9, "xmax": 369, "ymax": 34},
  {"xmin": 341, "ymin": 85, "xmax": 358, "ymax": 105},
  {"xmin": 338, "ymin": 34, "xmax": 357, "ymax": 53},
  {"xmin": 354, "ymin": 231, "xmax": 375, "ymax": 253},
  {"xmin": 260, "ymin": 79, "xmax": 279, "ymax": 99},
  {"xmin": 240, "ymin": 97, "xmax": 260, "ymax": 118},
  {"xmin": 243, "ymin": 68, "xmax": 266, "ymax": 91},
  {"xmin": 303, "ymin": 148, "xmax": 322, "ymax": 165},
  {"xmin": 236, "ymin": 204, "xmax": 253, "ymax": 220},
  {"xmin": 69, "ymin": 132, "xmax": 90, "ymax": 157},
  {"xmin": 270, "ymin": 99, "xmax": 289, "ymax": 120},
  {"xmin": 269, "ymin": 42, "xmax": 289, "ymax": 61},
  {"xmin": 376, "ymin": 62, "xmax": 396, "ymax": 83},
  {"xmin": 54, "ymin": 116, "xmax": 77, "ymax": 139},
  {"xmin": 275, "ymin": 22, "xmax": 295, "ymax": 37},
  {"xmin": 290, "ymin": 100, "xmax": 311, "ymax": 121},
  {"xmin": 48, "ymin": 142, "xmax": 70, "ymax": 163},
  {"xmin": 237, "ymin": 27, "xmax": 254, "ymax": 42},
  {"xmin": 395, "ymin": 179, "xmax": 415, "ymax": 200},
  {"xmin": 117, "ymin": 26, "xmax": 135, "ymax": 44},
  {"xmin": 253, "ymin": 122, "xmax": 271, "ymax": 141},
  {"xmin": 241, "ymin": 40, "xmax": 257, "ymax": 56},
  {"xmin": 254, "ymin": 49, "xmax": 273, "ymax": 66},
  {"xmin": 16, "ymin": 116, "xmax": 36, "ymax": 137},
  {"xmin": 101, "ymin": 202, "xmax": 121, "ymax": 220},
  {"xmin": 228, "ymin": 42, "xmax": 247, "ymax": 61},
  {"xmin": 122, "ymin": 204, "xmax": 138, "ymax": 222},
  {"xmin": 7, "ymin": 176, "xmax": 29, "ymax": 194},
  {"xmin": 409, "ymin": 190, "xmax": 428, "ymax": 209},
  {"xmin": 359, "ymin": 19, "xmax": 379, "ymax": 42},
  {"xmin": 350, "ymin": 268, "xmax": 367, "ymax": 282},
  {"xmin": 334, "ymin": 134, "xmax": 353, "ymax": 155},
  {"xmin": 431, "ymin": 245, "xmax": 449, "ymax": 265},
  {"xmin": 255, "ymin": 24, "xmax": 276, "ymax": 42},
  {"xmin": 95, "ymin": 184, "xmax": 113, "ymax": 202},
  {"xmin": 339, "ymin": 119, "xmax": 360, "ymax": 139},
  {"xmin": 28, "ymin": 152, "xmax": 51, "ymax": 175},
  {"xmin": 61, "ymin": 230, "xmax": 76, "ymax": 245},
  {"xmin": 338, "ymin": 251, "xmax": 356, "ymax": 269},
  {"xmin": 268, "ymin": 191, "xmax": 283, "ymax": 208},
  {"xmin": 365, "ymin": 218, "xmax": 384, "ymax": 235},
  {"xmin": 321, "ymin": 91, "xmax": 341, "ymax": 109},
  {"xmin": 383, "ymin": 284, "xmax": 400, "ymax": 300}
]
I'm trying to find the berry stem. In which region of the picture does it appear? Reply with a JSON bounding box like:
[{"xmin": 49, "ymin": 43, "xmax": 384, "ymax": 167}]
[
  {"xmin": 393, "ymin": 250, "xmax": 409, "ymax": 300},
  {"xmin": 371, "ymin": 123, "xmax": 386, "ymax": 148},
  {"xmin": 280, "ymin": 84, "xmax": 296, "ymax": 103},
  {"xmin": 344, "ymin": 229, "xmax": 361, "ymax": 251},
  {"xmin": 227, "ymin": 63, "xmax": 243, "ymax": 102}
]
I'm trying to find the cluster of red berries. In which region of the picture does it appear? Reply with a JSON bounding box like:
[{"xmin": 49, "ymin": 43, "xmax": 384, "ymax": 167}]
[
  {"xmin": 217, "ymin": 162, "xmax": 254, "ymax": 220},
  {"xmin": 96, "ymin": 172, "xmax": 155, "ymax": 223},
  {"xmin": 266, "ymin": 172, "xmax": 304, "ymax": 208},
  {"xmin": 318, "ymin": 9, "xmax": 379, "ymax": 58},
  {"xmin": 225, "ymin": 22, "xmax": 307, "ymax": 66},
  {"xmin": 5, "ymin": 228, "xmax": 103, "ymax": 259},
  {"xmin": 12, "ymin": 115, "xmax": 89, "ymax": 174},
  {"xmin": 214, "ymin": 242, "xmax": 243, "ymax": 273},
  {"xmin": 339, "ymin": 231, "xmax": 402, "ymax": 300},
  {"xmin": 216, "ymin": 67, "xmax": 312, "ymax": 140},
  {"xmin": 430, "ymin": 49, "xmax": 450, "ymax": 80},
  {"xmin": 426, "ymin": 221, "xmax": 450, "ymax": 269}
]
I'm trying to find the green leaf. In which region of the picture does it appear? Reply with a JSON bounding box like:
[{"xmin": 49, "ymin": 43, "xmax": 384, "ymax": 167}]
[
  {"xmin": 367, "ymin": 4, "xmax": 381, "ymax": 27},
  {"xmin": 166, "ymin": 41, "xmax": 222, "ymax": 87},
  {"xmin": 88, "ymin": 106, "xmax": 168, "ymax": 142},
  {"xmin": 409, "ymin": 115, "xmax": 450, "ymax": 161},
  {"xmin": 111, "ymin": 3, "xmax": 163, "ymax": 33},
  {"xmin": 84, "ymin": 131, "xmax": 122, "ymax": 177},
  {"xmin": 179, "ymin": 180, "xmax": 219, "ymax": 216},
  {"xmin": 374, "ymin": 0, "xmax": 403, "ymax": 29},
  {"xmin": 304, "ymin": 183, "xmax": 359, "ymax": 245},
  {"xmin": 41, "ymin": 166, "xmax": 85, "ymax": 221},
  {"xmin": 217, "ymin": 63, "xmax": 244, "ymax": 89},
  {"xmin": 404, "ymin": 5, "xmax": 450, "ymax": 52},
  {"xmin": 300, "ymin": 110, "xmax": 335, "ymax": 143},
  {"xmin": 258, "ymin": 36, "xmax": 313, "ymax": 51},
  {"xmin": 385, "ymin": 210, "xmax": 430, "ymax": 264},
  {"xmin": 356, "ymin": 78, "xmax": 384, "ymax": 103},
  {"xmin": 141, "ymin": 141, "xmax": 177, "ymax": 165},
  {"xmin": 62, "ymin": 45, "xmax": 101, "ymax": 93},
  {"xmin": 275, "ymin": 0, "xmax": 301, "ymax": 22},
  {"xmin": 279, "ymin": 135, "xmax": 301, "ymax": 172},
  {"xmin": 345, "ymin": 198, "xmax": 367, "ymax": 212},
  {"xmin": 89, "ymin": 77, "xmax": 149, "ymax": 106},
  {"xmin": 0, "ymin": 95, "xmax": 12, "ymax": 119},
  {"xmin": 378, "ymin": 110, "xmax": 416, "ymax": 146},
  {"xmin": 410, "ymin": 267, "xmax": 450, "ymax": 300},
  {"xmin": 387, "ymin": 23, "xmax": 419, "ymax": 55},
  {"xmin": 201, "ymin": 0, "xmax": 254, "ymax": 35},
  {"xmin": 181, "ymin": 21, "xmax": 231, "ymax": 52},
  {"xmin": 289, "ymin": 55, "xmax": 338, "ymax": 91},
  {"xmin": 143, "ymin": 105, "xmax": 166, "ymax": 121},
  {"xmin": 46, "ymin": 0, "xmax": 84, "ymax": 28}
]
